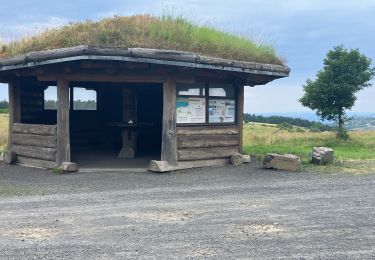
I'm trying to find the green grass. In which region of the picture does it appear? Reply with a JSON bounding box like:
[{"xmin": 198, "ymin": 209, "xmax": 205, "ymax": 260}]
[
  {"xmin": 0, "ymin": 15, "xmax": 283, "ymax": 65},
  {"xmin": 0, "ymin": 113, "xmax": 7, "ymax": 151},
  {"xmin": 243, "ymin": 122, "xmax": 375, "ymax": 173}
]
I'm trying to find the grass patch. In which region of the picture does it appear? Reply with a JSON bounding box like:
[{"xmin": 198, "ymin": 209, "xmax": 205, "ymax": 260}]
[
  {"xmin": 243, "ymin": 123, "xmax": 375, "ymax": 172},
  {"xmin": 0, "ymin": 113, "xmax": 8, "ymax": 151},
  {"xmin": 0, "ymin": 15, "xmax": 284, "ymax": 65}
]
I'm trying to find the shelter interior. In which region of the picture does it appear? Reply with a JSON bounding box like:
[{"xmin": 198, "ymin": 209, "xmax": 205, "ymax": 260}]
[{"xmin": 19, "ymin": 77, "xmax": 163, "ymax": 168}]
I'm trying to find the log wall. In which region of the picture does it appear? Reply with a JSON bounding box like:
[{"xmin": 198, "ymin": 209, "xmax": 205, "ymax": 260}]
[
  {"xmin": 176, "ymin": 125, "xmax": 240, "ymax": 161},
  {"xmin": 11, "ymin": 123, "xmax": 57, "ymax": 168},
  {"xmin": 20, "ymin": 83, "xmax": 44, "ymax": 124}
]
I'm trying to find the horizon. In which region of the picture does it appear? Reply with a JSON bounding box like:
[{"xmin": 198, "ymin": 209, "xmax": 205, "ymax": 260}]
[{"xmin": 0, "ymin": 0, "xmax": 374, "ymax": 113}]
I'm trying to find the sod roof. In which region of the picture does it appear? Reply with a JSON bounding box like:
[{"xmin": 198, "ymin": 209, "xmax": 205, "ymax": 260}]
[{"xmin": 0, "ymin": 15, "xmax": 286, "ymax": 66}]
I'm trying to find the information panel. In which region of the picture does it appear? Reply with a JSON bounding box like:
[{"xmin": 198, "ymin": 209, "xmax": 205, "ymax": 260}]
[
  {"xmin": 209, "ymin": 99, "xmax": 235, "ymax": 123},
  {"xmin": 176, "ymin": 97, "xmax": 206, "ymax": 124}
]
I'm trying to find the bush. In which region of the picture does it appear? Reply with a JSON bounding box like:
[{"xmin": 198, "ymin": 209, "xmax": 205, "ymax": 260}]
[{"xmin": 277, "ymin": 122, "xmax": 293, "ymax": 131}]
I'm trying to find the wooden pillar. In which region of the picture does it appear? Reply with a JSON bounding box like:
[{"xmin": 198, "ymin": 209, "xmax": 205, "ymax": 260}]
[
  {"xmin": 8, "ymin": 80, "xmax": 21, "ymax": 150},
  {"xmin": 161, "ymin": 78, "xmax": 177, "ymax": 164},
  {"xmin": 56, "ymin": 79, "xmax": 70, "ymax": 165},
  {"xmin": 237, "ymin": 85, "xmax": 244, "ymax": 154},
  {"xmin": 118, "ymin": 88, "xmax": 138, "ymax": 158}
]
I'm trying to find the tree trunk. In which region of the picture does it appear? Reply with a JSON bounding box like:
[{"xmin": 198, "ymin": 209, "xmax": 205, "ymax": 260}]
[{"xmin": 337, "ymin": 109, "xmax": 348, "ymax": 140}]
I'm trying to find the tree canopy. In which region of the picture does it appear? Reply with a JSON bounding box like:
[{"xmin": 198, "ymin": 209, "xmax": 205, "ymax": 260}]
[{"xmin": 299, "ymin": 45, "xmax": 375, "ymax": 139}]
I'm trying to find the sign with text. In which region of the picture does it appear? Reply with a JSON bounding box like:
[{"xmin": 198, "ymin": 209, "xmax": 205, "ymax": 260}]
[
  {"xmin": 176, "ymin": 97, "xmax": 206, "ymax": 124},
  {"xmin": 209, "ymin": 99, "xmax": 235, "ymax": 123}
]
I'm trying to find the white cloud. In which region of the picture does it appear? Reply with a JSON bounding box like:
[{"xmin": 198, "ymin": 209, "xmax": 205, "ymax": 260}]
[{"xmin": 1, "ymin": 16, "xmax": 69, "ymax": 42}]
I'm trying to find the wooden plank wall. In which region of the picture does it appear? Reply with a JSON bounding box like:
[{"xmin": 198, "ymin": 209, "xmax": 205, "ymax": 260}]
[
  {"xmin": 11, "ymin": 123, "xmax": 57, "ymax": 168},
  {"xmin": 176, "ymin": 125, "xmax": 240, "ymax": 161}
]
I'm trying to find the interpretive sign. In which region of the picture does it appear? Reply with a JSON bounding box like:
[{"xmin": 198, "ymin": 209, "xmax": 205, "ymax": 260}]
[
  {"xmin": 176, "ymin": 97, "xmax": 206, "ymax": 124},
  {"xmin": 209, "ymin": 99, "xmax": 235, "ymax": 123}
]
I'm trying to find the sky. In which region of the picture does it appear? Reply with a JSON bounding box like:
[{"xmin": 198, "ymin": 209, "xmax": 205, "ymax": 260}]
[{"xmin": 0, "ymin": 0, "xmax": 374, "ymax": 113}]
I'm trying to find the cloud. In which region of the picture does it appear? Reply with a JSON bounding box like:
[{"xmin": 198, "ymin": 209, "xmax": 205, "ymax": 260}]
[{"xmin": 0, "ymin": 16, "xmax": 69, "ymax": 42}]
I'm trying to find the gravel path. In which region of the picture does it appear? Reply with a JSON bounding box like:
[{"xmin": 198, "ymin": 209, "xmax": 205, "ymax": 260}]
[{"xmin": 0, "ymin": 163, "xmax": 374, "ymax": 259}]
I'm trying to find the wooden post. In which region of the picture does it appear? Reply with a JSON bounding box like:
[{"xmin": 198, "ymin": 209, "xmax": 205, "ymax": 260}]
[
  {"xmin": 56, "ymin": 79, "xmax": 70, "ymax": 165},
  {"xmin": 8, "ymin": 80, "xmax": 21, "ymax": 150},
  {"xmin": 237, "ymin": 85, "xmax": 244, "ymax": 154},
  {"xmin": 118, "ymin": 88, "xmax": 138, "ymax": 158},
  {"xmin": 161, "ymin": 78, "xmax": 177, "ymax": 164}
]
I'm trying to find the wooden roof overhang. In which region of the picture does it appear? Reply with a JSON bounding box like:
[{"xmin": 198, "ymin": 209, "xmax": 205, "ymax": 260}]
[{"xmin": 0, "ymin": 45, "xmax": 290, "ymax": 85}]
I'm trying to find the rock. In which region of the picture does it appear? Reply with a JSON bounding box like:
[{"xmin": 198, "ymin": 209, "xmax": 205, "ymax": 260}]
[
  {"xmin": 242, "ymin": 155, "xmax": 251, "ymax": 163},
  {"xmin": 231, "ymin": 153, "xmax": 243, "ymax": 166},
  {"xmin": 312, "ymin": 147, "xmax": 333, "ymax": 165},
  {"xmin": 263, "ymin": 153, "xmax": 301, "ymax": 172},
  {"xmin": 61, "ymin": 162, "xmax": 79, "ymax": 172},
  {"xmin": 3, "ymin": 150, "xmax": 17, "ymax": 164}
]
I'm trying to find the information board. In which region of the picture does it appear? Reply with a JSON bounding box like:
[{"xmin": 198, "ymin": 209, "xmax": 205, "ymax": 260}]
[
  {"xmin": 209, "ymin": 99, "xmax": 235, "ymax": 123},
  {"xmin": 176, "ymin": 97, "xmax": 206, "ymax": 124}
]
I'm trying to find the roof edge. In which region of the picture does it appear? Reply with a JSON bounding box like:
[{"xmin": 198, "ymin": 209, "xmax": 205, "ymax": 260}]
[{"xmin": 0, "ymin": 45, "xmax": 290, "ymax": 76}]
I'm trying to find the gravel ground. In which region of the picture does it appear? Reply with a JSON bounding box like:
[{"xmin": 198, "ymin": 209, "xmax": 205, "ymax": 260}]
[{"xmin": 0, "ymin": 163, "xmax": 374, "ymax": 259}]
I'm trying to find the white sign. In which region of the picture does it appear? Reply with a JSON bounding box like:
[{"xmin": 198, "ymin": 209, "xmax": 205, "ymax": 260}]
[
  {"xmin": 176, "ymin": 98, "xmax": 206, "ymax": 124},
  {"xmin": 176, "ymin": 97, "xmax": 206, "ymax": 124},
  {"xmin": 209, "ymin": 99, "xmax": 235, "ymax": 123}
]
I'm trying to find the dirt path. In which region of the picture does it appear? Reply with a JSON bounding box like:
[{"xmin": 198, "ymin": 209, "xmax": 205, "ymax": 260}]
[{"xmin": 0, "ymin": 164, "xmax": 374, "ymax": 259}]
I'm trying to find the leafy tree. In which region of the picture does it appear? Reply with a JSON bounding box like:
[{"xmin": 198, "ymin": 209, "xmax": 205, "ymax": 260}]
[{"xmin": 299, "ymin": 46, "xmax": 375, "ymax": 139}]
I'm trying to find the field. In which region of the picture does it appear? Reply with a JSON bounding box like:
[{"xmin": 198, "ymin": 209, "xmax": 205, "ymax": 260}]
[
  {"xmin": 0, "ymin": 114, "xmax": 8, "ymax": 150},
  {"xmin": 243, "ymin": 123, "xmax": 375, "ymax": 173}
]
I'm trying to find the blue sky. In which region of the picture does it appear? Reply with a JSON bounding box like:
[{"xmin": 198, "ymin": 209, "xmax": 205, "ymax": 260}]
[{"xmin": 0, "ymin": 0, "xmax": 374, "ymax": 113}]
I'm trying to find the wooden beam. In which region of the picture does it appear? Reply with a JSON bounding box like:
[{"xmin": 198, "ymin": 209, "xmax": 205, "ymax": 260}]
[
  {"xmin": 176, "ymin": 125, "xmax": 239, "ymax": 135},
  {"xmin": 37, "ymin": 73, "xmax": 195, "ymax": 84},
  {"xmin": 56, "ymin": 79, "xmax": 70, "ymax": 165},
  {"xmin": 177, "ymin": 146, "xmax": 239, "ymax": 161},
  {"xmin": 237, "ymin": 85, "xmax": 244, "ymax": 153},
  {"xmin": 149, "ymin": 159, "xmax": 230, "ymax": 172},
  {"xmin": 13, "ymin": 123, "xmax": 56, "ymax": 136},
  {"xmin": 8, "ymin": 80, "xmax": 21, "ymax": 149},
  {"xmin": 161, "ymin": 78, "xmax": 177, "ymax": 164}
]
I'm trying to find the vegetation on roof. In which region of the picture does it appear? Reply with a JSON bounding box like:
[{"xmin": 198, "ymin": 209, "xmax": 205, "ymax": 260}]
[{"xmin": 0, "ymin": 15, "xmax": 284, "ymax": 65}]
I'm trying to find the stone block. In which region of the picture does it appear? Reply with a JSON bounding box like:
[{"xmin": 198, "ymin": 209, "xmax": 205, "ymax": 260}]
[
  {"xmin": 263, "ymin": 153, "xmax": 301, "ymax": 172},
  {"xmin": 61, "ymin": 162, "xmax": 79, "ymax": 172},
  {"xmin": 3, "ymin": 150, "xmax": 17, "ymax": 164},
  {"xmin": 242, "ymin": 155, "xmax": 251, "ymax": 163},
  {"xmin": 231, "ymin": 153, "xmax": 244, "ymax": 166},
  {"xmin": 312, "ymin": 147, "xmax": 333, "ymax": 165}
]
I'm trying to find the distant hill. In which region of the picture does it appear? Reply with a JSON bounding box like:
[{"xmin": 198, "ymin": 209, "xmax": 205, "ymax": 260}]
[
  {"xmin": 254, "ymin": 112, "xmax": 375, "ymax": 123},
  {"xmin": 244, "ymin": 113, "xmax": 334, "ymax": 132},
  {"xmin": 345, "ymin": 117, "xmax": 375, "ymax": 130},
  {"xmin": 247, "ymin": 112, "xmax": 375, "ymax": 131}
]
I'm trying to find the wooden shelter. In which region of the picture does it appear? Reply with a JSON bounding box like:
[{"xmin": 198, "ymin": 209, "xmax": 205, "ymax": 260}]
[{"xmin": 0, "ymin": 45, "xmax": 290, "ymax": 172}]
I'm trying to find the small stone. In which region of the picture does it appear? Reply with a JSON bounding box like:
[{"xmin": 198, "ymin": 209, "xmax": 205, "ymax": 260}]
[
  {"xmin": 3, "ymin": 150, "xmax": 17, "ymax": 164},
  {"xmin": 231, "ymin": 153, "xmax": 244, "ymax": 166},
  {"xmin": 242, "ymin": 155, "xmax": 251, "ymax": 163},
  {"xmin": 61, "ymin": 162, "xmax": 79, "ymax": 172},
  {"xmin": 263, "ymin": 153, "xmax": 301, "ymax": 172},
  {"xmin": 312, "ymin": 147, "xmax": 334, "ymax": 165}
]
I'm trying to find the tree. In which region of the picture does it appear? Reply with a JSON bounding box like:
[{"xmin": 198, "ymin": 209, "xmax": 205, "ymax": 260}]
[{"xmin": 299, "ymin": 46, "xmax": 375, "ymax": 139}]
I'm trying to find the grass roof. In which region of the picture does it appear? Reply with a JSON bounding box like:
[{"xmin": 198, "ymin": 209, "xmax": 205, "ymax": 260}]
[{"xmin": 0, "ymin": 15, "xmax": 284, "ymax": 65}]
